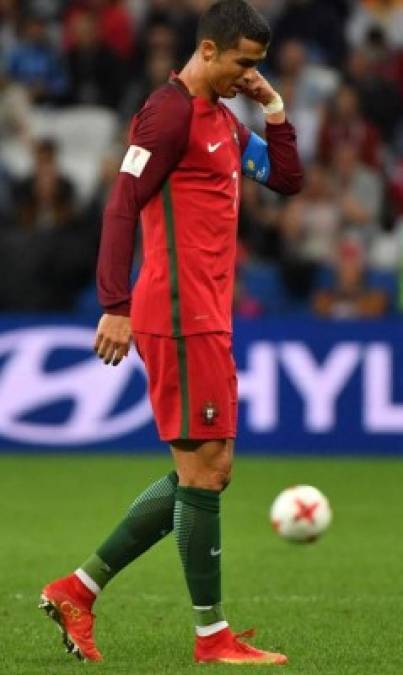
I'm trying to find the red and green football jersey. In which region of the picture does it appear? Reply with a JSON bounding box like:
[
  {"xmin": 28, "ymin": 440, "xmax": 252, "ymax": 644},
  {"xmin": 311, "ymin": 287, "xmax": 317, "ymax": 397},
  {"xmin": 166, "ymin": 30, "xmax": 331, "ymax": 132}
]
[{"xmin": 97, "ymin": 77, "xmax": 302, "ymax": 336}]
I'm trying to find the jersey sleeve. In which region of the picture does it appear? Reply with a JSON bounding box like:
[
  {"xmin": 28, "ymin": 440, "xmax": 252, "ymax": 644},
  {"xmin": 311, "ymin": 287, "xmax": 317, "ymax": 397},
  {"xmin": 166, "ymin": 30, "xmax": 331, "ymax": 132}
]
[
  {"xmin": 231, "ymin": 112, "xmax": 303, "ymax": 195},
  {"xmin": 97, "ymin": 84, "xmax": 193, "ymax": 315},
  {"xmin": 264, "ymin": 119, "xmax": 304, "ymax": 195}
]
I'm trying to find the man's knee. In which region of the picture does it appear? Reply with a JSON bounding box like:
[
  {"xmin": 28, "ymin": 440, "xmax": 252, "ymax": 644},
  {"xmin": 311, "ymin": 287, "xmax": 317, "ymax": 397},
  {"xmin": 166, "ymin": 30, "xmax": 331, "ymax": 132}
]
[
  {"xmin": 205, "ymin": 462, "xmax": 232, "ymax": 492},
  {"xmin": 184, "ymin": 464, "xmax": 232, "ymax": 492},
  {"xmin": 172, "ymin": 439, "xmax": 233, "ymax": 492},
  {"xmin": 220, "ymin": 469, "xmax": 232, "ymax": 491},
  {"xmin": 213, "ymin": 456, "xmax": 232, "ymax": 491}
]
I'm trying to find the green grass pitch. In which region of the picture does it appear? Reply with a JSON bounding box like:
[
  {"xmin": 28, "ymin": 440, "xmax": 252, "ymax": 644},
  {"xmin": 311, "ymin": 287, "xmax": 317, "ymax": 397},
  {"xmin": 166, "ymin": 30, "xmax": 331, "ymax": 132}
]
[{"xmin": 1, "ymin": 455, "xmax": 403, "ymax": 675}]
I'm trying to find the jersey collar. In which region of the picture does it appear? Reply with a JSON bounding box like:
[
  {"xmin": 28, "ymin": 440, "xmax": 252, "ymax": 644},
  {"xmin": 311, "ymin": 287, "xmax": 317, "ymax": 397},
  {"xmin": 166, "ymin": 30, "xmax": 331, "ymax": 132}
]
[{"xmin": 169, "ymin": 72, "xmax": 193, "ymax": 99}]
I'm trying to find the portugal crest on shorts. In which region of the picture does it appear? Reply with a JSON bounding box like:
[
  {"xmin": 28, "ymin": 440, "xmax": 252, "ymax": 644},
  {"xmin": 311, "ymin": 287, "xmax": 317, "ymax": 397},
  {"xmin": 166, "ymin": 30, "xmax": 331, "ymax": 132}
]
[{"xmin": 202, "ymin": 401, "xmax": 219, "ymax": 425}]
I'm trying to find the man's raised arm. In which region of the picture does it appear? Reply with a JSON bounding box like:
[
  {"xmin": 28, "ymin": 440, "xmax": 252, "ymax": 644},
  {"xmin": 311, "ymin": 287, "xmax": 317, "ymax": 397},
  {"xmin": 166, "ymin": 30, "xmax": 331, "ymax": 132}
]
[{"xmin": 233, "ymin": 70, "xmax": 304, "ymax": 195}]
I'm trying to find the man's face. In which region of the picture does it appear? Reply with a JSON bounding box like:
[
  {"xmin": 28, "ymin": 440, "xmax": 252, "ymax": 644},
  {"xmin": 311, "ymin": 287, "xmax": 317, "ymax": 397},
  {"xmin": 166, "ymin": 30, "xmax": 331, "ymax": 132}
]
[{"xmin": 201, "ymin": 37, "xmax": 267, "ymax": 98}]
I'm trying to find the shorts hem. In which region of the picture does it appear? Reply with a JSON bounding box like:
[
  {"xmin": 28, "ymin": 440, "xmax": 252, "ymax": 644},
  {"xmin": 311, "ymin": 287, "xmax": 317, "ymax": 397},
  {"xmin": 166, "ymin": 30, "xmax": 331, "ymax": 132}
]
[{"xmin": 160, "ymin": 430, "xmax": 236, "ymax": 442}]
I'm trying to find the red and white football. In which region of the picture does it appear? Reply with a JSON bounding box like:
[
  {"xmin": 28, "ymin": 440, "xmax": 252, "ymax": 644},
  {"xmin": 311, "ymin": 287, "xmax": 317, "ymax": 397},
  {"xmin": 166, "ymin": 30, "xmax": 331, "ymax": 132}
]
[{"xmin": 270, "ymin": 485, "xmax": 332, "ymax": 542}]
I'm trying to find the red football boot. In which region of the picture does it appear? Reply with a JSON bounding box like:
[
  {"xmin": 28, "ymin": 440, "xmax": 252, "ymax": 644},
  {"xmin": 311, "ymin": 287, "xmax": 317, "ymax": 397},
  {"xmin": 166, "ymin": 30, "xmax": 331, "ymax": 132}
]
[
  {"xmin": 39, "ymin": 574, "xmax": 102, "ymax": 662},
  {"xmin": 195, "ymin": 627, "xmax": 288, "ymax": 666}
]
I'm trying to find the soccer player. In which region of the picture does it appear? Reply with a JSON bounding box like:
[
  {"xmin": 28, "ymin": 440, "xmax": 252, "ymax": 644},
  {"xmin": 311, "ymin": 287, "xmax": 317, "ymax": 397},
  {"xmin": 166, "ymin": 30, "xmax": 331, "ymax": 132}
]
[{"xmin": 40, "ymin": 0, "xmax": 303, "ymax": 666}]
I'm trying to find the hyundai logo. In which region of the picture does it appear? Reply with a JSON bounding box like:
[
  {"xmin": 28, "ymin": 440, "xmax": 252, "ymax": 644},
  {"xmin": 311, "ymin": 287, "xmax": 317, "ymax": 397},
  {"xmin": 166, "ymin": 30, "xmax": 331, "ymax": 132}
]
[{"xmin": 0, "ymin": 327, "xmax": 152, "ymax": 444}]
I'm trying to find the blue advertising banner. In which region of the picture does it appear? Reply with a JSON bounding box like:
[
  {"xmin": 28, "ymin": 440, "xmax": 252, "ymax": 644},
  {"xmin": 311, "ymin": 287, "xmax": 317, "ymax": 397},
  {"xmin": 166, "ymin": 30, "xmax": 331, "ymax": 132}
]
[{"xmin": 1, "ymin": 314, "xmax": 403, "ymax": 454}]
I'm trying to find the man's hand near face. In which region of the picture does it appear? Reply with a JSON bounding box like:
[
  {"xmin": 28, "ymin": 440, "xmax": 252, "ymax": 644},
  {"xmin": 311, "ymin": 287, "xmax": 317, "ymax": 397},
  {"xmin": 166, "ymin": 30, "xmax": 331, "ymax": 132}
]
[
  {"xmin": 238, "ymin": 70, "xmax": 286, "ymax": 124},
  {"xmin": 94, "ymin": 314, "xmax": 132, "ymax": 366}
]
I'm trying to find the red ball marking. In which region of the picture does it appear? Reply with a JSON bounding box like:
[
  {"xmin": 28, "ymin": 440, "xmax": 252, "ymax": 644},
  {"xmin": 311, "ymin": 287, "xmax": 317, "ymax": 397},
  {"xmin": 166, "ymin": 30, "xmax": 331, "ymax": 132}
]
[
  {"xmin": 271, "ymin": 519, "xmax": 281, "ymax": 532},
  {"xmin": 293, "ymin": 499, "xmax": 319, "ymax": 523}
]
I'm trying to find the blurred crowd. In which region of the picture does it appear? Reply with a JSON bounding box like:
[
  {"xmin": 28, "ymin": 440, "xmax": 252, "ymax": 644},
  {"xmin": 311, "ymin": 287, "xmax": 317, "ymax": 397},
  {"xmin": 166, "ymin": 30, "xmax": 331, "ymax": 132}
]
[{"xmin": 0, "ymin": 0, "xmax": 403, "ymax": 319}]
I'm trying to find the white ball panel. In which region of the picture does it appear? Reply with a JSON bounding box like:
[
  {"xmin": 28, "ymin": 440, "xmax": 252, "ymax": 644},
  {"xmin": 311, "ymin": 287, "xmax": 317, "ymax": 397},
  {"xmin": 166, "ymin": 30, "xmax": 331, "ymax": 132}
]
[{"xmin": 270, "ymin": 485, "xmax": 332, "ymax": 542}]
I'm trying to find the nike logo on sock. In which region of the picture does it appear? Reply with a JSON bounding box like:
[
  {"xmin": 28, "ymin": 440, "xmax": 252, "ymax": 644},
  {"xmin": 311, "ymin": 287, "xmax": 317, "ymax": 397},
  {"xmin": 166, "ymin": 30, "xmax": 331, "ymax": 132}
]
[{"xmin": 210, "ymin": 547, "xmax": 221, "ymax": 557}]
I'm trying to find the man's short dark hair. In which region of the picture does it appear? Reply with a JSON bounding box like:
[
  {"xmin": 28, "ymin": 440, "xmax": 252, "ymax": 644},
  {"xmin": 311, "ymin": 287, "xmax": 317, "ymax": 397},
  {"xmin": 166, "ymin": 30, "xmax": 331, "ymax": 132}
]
[{"xmin": 197, "ymin": 0, "xmax": 271, "ymax": 51}]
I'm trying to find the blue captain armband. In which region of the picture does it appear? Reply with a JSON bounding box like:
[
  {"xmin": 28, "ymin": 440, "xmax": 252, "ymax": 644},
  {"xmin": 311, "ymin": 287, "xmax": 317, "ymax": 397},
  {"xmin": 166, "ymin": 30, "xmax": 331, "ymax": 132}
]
[{"xmin": 241, "ymin": 132, "xmax": 270, "ymax": 184}]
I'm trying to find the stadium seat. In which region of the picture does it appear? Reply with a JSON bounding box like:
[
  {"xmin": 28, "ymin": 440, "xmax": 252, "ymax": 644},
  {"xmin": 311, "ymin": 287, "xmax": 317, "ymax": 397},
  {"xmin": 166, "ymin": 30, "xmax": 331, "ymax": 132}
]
[
  {"xmin": 76, "ymin": 265, "xmax": 140, "ymax": 314},
  {"xmin": 313, "ymin": 265, "xmax": 398, "ymax": 310},
  {"xmin": 30, "ymin": 106, "xmax": 119, "ymax": 202},
  {"xmin": 239, "ymin": 261, "xmax": 287, "ymax": 313},
  {"xmin": 313, "ymin": 264, "xmax": 334, "ymax": 290},
  {"xmin": 367, "ymin": 269, "xmax": 398, "ymax": 309}
]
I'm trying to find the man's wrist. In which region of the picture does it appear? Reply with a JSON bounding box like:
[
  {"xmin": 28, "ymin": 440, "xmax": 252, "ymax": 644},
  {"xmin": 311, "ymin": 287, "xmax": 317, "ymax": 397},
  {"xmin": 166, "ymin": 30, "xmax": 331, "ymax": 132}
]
[
  {"xmin": 260, "ymin": 92, "xmax": 284, "ymax": 116},
  {"xmin": 102, "ymin": 302, "xmax": 131, "ymax": 317}
]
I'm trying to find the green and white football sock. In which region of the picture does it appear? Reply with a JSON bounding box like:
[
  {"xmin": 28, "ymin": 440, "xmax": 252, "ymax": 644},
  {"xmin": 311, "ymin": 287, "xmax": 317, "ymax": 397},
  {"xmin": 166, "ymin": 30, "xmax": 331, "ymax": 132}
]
[
  {"xmin": 75, "ymin": 471, "xmax": 178, "ymax": 593},
  {"xmin": 75, "ymin": 554, "xmax": 109, "ymax": 595},
  {"xmin": 193, "ymin": 604, "xmax": 228, "ymax": 637},
  {"xmin": 174, "ymin": 485, "xmax": 228, "ymax": 636}
]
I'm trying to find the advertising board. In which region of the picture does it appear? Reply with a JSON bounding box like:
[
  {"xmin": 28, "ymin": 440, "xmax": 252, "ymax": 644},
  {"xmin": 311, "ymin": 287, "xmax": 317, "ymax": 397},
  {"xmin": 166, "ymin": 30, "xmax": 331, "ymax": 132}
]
[{"xmin": 1, "ymin": 315, "xmax": 402, "ymax": 454}]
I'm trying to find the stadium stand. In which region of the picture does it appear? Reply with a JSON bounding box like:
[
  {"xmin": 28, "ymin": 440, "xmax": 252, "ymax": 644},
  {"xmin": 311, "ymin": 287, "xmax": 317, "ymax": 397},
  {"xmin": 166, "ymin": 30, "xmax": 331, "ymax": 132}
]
[{"xmin": 0, "ymin": 0, "xmax": 402, "ymax": 317}]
